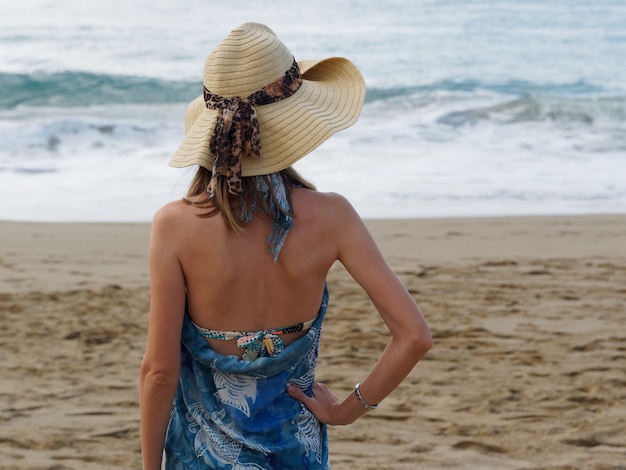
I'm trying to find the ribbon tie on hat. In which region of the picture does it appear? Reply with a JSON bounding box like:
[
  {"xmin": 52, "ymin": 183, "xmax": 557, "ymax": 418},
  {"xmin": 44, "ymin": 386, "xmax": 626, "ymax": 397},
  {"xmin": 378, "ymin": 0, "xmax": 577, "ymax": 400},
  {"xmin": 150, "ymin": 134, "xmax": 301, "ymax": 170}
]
[
  {"xmin": 204, "ymin": 59, "xmax": 303, "ymax": 197},
  {"xmin": 236, "ymin": 330, "xmax": 285, "ymax": 361}
]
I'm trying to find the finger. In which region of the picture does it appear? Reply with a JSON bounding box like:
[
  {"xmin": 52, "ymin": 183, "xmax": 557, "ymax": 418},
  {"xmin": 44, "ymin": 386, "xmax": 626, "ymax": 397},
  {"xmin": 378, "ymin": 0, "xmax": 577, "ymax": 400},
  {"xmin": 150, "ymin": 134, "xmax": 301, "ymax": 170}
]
[
  {"xmin": 311, "ymin": 381, "xmax": 329, "ymax": 398},
  {"xmin": 287, "ymin": 385, "xmax": 310, "ymax": 404}
]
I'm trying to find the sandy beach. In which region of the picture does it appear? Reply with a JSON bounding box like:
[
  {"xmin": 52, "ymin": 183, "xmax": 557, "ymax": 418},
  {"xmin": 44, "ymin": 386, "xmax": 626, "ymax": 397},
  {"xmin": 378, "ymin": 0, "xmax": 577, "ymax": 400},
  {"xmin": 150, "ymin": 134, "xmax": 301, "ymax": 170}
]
[{"xmin": 1, "ymin": 214, "xmax": 625, "ymax": 469}]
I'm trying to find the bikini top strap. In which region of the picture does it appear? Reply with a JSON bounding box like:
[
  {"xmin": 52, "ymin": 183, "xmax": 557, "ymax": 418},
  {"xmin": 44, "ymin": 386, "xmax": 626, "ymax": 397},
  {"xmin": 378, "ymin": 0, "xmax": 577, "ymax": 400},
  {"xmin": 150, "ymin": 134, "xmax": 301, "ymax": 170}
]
[
  {"xmin": 192, "ymin": 313, "xmax": 319, "ymax": 361},
  {"xmin": 192, "ymin": 314, "xmax": 318, "ymax": 341}
]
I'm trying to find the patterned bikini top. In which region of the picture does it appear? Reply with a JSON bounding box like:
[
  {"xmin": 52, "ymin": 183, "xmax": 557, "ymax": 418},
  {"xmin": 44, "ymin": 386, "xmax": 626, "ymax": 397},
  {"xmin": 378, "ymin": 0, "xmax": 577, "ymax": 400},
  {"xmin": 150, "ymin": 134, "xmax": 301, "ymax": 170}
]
[{"xmin": 192, "ymin": 315, "xmax": 319, "ymax": 362}]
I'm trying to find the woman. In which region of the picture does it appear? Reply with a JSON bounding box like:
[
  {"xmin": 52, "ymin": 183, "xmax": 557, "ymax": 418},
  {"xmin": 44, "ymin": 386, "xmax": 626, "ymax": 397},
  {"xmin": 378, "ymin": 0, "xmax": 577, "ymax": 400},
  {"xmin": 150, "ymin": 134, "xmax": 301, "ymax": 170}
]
[{"xmin": 140, "ymin": 22, "xmax": 431, "ymax": 469}]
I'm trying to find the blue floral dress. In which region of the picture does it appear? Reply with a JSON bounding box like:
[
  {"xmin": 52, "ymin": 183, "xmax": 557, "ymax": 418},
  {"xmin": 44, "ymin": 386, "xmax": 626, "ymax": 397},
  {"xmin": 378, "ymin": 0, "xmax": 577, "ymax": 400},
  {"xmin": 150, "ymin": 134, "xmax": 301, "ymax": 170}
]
[{"xmin": 164, "ymin": 286, "xmax": 330, "ymax": 469}]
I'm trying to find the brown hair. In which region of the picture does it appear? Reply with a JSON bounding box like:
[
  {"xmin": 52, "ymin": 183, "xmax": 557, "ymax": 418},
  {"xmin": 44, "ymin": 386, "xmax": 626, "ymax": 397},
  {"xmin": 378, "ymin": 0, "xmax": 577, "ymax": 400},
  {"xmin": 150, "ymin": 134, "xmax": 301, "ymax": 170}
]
[{"xmin": 183, "ymin": 166, "xmax": 315, "ymax": 232}]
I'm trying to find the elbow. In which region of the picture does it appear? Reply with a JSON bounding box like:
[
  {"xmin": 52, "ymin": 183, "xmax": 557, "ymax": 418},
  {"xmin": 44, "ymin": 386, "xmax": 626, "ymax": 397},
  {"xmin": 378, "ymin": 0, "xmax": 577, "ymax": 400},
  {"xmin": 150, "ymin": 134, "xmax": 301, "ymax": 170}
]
[
  {"xmin": 140, "ymin": 358, "xmax": 179, "ymax": 391},
  {"xmin": 420, "ymin": 329, "xmax": 433, "ymax": 356},
  {"xmin": 406, "ymin": 325, "xmax": 432, "ymax": 360}
]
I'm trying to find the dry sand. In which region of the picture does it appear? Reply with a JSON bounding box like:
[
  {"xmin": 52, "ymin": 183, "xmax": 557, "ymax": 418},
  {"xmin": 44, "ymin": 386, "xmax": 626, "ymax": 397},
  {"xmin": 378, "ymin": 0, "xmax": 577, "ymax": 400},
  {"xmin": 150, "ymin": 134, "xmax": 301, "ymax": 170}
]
[{"xmin": 1, "ymin": 215, "xmax": 625, "ymax": 469}]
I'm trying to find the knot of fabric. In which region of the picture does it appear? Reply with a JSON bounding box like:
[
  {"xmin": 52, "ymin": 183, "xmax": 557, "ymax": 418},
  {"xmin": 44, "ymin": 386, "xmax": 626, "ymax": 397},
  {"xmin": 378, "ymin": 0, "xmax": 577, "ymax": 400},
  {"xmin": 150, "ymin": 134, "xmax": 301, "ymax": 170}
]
[
  {"xmin": 204, "ymin": 59, "xmax": 303, "ymax": 197},
  {"xmin": 236, "ymin": 331, "xmax": 285, "ymax": 361}
]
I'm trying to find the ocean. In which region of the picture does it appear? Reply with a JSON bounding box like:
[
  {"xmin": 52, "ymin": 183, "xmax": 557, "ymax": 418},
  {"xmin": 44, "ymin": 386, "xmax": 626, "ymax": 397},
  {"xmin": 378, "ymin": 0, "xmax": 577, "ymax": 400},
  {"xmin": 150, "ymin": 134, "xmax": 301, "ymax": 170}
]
[{"xmin": 1, "ymin": 0, "xmax": 625, "ymax": 221}]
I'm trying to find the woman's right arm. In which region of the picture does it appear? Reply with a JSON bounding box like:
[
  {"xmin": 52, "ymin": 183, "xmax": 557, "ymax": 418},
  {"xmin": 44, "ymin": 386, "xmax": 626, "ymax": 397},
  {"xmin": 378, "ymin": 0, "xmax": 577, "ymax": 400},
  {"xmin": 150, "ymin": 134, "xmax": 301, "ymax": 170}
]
[
  {"xmin": 288, "ymin": 193, "xmax": 431, "ymax": 425},
  {"xmin": 140, "ymin": 205, "xmax": 187, "ymax": 469}
]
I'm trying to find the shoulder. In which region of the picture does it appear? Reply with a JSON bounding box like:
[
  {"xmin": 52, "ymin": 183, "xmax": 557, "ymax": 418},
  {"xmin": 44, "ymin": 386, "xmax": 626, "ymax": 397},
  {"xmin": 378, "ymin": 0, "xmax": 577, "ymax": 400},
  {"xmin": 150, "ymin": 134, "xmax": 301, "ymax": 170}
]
[
  {"xmin": 151, "ymin": 199, "xmax": 198, "ymax": 234},
  {"xmin": 150, "ymin": 199, "xmax": 192, "ymax": 245},
  {"xmin": 153, "ymin": 199, "xmax": 188, "ymax": 224},
  {"xmin": 291, "ymin": 189, "xmax": 367, "ymax": 252},
  {"xmin": 292, "ymin": 188, "xmax": 358, "ymax": 222}
]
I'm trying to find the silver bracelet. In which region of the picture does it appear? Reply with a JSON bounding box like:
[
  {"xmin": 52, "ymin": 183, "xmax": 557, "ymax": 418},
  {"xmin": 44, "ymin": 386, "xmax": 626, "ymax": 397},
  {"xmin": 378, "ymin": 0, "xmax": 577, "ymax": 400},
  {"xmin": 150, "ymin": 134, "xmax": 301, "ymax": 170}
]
[{"xmin": 354, "ymin": 382, "xmax": 378, "ymax": 410}]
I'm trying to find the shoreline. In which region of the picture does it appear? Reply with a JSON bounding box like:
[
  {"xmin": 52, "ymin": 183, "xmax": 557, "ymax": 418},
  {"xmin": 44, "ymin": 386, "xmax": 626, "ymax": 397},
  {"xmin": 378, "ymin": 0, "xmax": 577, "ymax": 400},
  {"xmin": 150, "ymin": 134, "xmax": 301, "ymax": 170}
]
[{"xmin": 1, "ymin": 213, "xmax": 625, "ymax": 468}]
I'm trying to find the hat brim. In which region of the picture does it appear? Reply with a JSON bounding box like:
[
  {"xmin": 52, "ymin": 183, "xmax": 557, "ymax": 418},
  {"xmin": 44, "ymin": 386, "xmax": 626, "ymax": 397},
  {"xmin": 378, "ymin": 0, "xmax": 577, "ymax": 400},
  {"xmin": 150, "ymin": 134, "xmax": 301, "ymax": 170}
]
[{"xmin": 168, "ymin": 57, "xmax": 365, "ymax": 176}]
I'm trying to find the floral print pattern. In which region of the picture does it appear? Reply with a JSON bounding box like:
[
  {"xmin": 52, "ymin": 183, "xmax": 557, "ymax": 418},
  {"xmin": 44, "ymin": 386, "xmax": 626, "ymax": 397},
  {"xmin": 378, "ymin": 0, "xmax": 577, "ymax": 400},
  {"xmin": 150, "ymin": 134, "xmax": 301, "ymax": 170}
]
[{"xmin": 164, "ymin": 285, "xmax": 330, "ymax": 469}]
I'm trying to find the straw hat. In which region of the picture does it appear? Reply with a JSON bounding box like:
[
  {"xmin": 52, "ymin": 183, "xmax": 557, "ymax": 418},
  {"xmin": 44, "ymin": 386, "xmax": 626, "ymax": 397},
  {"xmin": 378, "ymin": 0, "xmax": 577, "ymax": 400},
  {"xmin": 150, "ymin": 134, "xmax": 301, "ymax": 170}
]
[{"xmin": 169, "ymin": 22, "xmax": 366, "ymax": 176}]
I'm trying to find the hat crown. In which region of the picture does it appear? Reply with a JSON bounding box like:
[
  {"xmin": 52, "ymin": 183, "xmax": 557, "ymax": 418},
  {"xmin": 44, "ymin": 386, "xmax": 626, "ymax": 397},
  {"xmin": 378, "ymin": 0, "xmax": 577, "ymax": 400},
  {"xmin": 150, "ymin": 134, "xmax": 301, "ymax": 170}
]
[{"xmin": 203, "ymin": 23, "xmax": 294, "ymax": 98}]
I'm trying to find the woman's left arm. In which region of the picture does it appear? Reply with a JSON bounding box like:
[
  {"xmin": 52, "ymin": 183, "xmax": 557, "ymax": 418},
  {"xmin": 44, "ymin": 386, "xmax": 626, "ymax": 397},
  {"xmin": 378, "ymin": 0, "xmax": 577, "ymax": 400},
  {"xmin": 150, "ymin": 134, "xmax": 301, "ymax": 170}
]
[{"xmin": 140, "ymin": 206, "xmax": 187, "ymax": 470}]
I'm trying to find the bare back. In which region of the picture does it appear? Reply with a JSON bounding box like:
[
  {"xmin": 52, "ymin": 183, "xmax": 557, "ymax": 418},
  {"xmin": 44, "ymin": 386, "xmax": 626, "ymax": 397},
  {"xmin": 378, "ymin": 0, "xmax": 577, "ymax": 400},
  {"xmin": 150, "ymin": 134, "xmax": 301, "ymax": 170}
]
[{"xmin": 167, "ymin": 187, "xmax": 341, "ymax": 356}]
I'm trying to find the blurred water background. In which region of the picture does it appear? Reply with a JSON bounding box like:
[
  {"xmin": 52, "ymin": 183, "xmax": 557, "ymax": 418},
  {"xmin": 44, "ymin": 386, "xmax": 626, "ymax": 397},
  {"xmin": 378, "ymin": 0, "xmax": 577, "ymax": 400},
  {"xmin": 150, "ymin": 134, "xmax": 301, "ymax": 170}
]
[{"xmin": 1, "ymin": 0, "xmax": 624, "ymax": 221}]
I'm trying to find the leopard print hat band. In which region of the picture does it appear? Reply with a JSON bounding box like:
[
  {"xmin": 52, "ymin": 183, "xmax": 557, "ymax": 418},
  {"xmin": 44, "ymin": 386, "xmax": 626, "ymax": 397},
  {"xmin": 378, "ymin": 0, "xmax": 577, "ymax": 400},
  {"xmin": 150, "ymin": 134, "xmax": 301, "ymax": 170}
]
[{"xmin": 204, "ymin": 60, "xmax": 303, "ymax": 197}]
